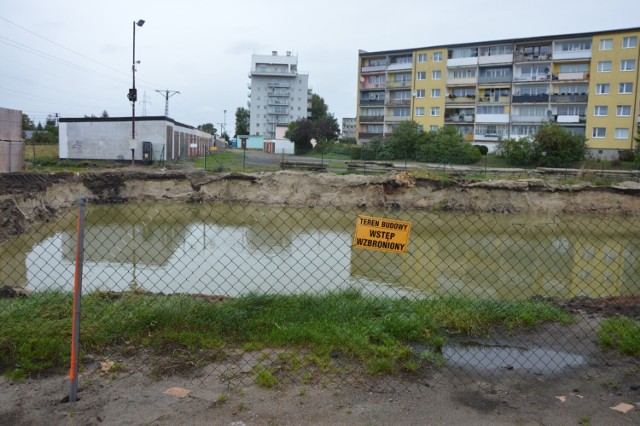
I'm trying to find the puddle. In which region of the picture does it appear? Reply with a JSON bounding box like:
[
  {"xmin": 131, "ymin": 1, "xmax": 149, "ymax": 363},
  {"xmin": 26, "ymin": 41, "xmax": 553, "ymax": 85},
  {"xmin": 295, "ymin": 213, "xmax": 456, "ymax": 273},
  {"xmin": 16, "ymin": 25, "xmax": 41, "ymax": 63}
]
[{"xmin": 442, "ymin": 341, "xmax": 586, "ymax": 374}]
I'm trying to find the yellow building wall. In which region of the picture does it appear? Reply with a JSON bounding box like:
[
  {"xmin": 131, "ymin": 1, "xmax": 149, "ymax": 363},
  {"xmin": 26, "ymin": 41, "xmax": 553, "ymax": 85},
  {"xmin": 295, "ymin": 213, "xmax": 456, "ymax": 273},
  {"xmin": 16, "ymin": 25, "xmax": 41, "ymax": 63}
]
[
  {"xmin": 412, "ymin": 48, "xmax": 446, "ymax": 131},
  {"xmin": 588, "ymin": 30, "xmax": 640, "ymax": 150}
]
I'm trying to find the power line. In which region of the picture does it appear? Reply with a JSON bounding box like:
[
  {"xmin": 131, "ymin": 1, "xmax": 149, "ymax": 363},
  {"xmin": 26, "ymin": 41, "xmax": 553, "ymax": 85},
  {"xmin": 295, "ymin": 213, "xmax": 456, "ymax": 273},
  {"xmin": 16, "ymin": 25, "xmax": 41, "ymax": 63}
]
[{"xmin": 155, "ymin": 90, "xmax": 180, "ymax": 117}]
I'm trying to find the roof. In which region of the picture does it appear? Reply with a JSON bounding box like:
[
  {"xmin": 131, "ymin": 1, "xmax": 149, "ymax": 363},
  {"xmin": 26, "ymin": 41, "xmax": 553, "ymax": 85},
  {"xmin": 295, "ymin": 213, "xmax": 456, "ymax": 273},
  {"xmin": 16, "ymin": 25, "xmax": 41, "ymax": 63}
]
[{"xmin": 358, "ymin": 26, "xmax": 640, "ymax": 57}]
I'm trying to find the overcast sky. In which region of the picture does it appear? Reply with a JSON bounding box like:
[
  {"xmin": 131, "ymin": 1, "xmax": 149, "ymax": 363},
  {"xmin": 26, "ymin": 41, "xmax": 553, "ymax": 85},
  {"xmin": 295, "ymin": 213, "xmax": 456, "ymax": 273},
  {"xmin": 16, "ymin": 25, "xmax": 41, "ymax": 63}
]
[{"xmin": 1, "ymin": 0, "xmax": 637, "ymax": 135}]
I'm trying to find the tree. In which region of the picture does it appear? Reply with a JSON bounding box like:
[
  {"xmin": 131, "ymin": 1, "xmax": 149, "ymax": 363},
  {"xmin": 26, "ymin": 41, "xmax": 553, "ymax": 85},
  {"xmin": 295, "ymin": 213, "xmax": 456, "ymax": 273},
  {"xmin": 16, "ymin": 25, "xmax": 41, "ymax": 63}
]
[
  {"xmin": 235, "ymin": 107, "xmax": 250, "ymax": 137},
  {"xmin": 384, "ymin": 120, "xmax": 423, "ymax": 159},
  {"xmin": 22, "ymin": 114, "xmax": 35, "ymax": 131},
  {"xmin": 309, "ymin": 93, "xmax": 328, "ymax": 121},
  {"xmin": 313, "ymin": 113, "xmax": 340, "ymax": 142},
  {"xmin": 285, "ymin": 119, "xmax": 315, "ymax": 154},
  {"xmin": 101, "ymin": 110, "xmax": 110, "ymax": 118},
  {"xmin": 533, "ymin": 122, "xmax": 587, "ymax": 167},
  {"xmin": 197, "ymin": 123, "xmax": 217, "ymax": 135}
]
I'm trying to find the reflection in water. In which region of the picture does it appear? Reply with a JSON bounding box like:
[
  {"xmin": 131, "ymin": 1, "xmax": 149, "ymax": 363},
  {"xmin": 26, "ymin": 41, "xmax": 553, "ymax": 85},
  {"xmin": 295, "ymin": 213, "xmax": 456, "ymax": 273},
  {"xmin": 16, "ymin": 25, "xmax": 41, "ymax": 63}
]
[{"xmin": 1, "ymin": 204, "xmax": 639, "ymax": 299}]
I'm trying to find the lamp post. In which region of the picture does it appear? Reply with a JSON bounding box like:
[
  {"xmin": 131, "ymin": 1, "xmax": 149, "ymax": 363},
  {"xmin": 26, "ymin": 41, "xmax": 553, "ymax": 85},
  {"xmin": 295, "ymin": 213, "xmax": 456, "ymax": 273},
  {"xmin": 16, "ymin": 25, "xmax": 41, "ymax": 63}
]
[{"xmin": 128, "ymin": 19, "xmax": 145, "ymax": 166}]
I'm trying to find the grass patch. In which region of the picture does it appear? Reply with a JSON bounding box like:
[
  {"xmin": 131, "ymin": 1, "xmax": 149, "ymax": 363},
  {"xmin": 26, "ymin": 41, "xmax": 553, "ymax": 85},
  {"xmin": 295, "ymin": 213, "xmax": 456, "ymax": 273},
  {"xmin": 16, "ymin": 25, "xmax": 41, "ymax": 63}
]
[
  {"xmin": 0, "ymin": 291, "xmax": 575, "ymax": 378},
  {"xmin": 599, "ymin": 317, "xmax": 640, "ymax": 356}
]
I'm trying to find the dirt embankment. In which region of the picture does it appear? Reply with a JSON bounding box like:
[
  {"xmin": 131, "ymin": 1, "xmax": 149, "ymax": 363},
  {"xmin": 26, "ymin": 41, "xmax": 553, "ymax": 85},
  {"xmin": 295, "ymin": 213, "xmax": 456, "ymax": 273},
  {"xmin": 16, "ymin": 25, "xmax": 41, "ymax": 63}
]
[{"xmin": 1, "ymin": 169, "xmax": 640, "ymax": 241}]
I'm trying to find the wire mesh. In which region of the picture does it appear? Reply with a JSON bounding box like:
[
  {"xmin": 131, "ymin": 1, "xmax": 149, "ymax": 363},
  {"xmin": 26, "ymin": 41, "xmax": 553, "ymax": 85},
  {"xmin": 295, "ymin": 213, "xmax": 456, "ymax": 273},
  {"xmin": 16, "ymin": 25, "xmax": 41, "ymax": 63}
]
[{"xmin": 1, "ymin": 198, "xmax": 639, "ymax": 391}]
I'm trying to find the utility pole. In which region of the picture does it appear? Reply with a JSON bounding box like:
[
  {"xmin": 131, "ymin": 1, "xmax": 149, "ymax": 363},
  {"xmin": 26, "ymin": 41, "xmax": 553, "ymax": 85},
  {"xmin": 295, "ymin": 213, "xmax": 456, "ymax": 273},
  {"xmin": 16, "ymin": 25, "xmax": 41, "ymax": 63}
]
[{"xmin": 155, "ymin": 89, "xmax": 180, "ymax": 117}]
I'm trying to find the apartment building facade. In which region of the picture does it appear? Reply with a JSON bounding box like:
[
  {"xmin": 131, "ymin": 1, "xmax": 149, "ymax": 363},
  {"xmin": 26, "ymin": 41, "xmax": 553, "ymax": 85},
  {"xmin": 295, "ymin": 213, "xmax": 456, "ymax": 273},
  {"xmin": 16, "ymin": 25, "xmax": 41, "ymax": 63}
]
[
  {"xmin": 356, "ymin": 27, "xmax": 640, "ymax": 159},
  {"xmin": 248, "ymin": 51, "xmax": 310, "ymax": 140}
]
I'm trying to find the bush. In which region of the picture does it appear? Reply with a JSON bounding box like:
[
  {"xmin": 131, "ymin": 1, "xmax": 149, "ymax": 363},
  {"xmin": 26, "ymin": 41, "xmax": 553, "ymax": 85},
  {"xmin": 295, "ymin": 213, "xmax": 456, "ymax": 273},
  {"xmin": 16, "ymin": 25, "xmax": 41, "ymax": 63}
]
[
  {"xmin": 533, "ymin": 123, "xmax": 587, "ymax": 167},
  {"xmin": 498, "ymin": 138, "xmax": 535, "ymax": 166},
  {"xmin": 475, "ymin": 145, "xmax": 489, "ymax": 156},
  {"xmin": 415, "ymin": 126, "xmax": 480, "ymax": 164},
  {"xmin": 618, "ymin": 150, "xmax": 635, "ymax": 162}
]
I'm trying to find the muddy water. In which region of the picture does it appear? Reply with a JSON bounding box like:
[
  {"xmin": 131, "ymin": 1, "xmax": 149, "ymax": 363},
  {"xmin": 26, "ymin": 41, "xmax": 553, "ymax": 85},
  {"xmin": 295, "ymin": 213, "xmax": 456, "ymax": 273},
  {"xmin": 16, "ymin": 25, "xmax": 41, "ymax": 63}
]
[{"xmin": 1, "ymin": 203, "xmax": 639, "ymax": 299}]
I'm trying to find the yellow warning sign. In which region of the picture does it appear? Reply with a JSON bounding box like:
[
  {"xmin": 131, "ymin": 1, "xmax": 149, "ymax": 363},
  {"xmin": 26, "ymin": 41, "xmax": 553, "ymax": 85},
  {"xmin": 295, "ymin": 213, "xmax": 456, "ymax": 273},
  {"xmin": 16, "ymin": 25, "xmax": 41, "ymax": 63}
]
[{"xmin": 353, "ymin": 215, "xmax": 411, "ymax": 253}]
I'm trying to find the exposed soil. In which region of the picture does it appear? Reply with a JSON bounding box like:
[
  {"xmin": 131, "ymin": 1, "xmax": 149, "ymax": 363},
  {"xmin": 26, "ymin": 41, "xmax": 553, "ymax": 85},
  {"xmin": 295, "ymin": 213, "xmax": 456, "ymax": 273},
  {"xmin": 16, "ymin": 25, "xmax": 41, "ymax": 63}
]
[{"xmin": 1, "ymin": 168, "xmax": 640, "ymax": 424}]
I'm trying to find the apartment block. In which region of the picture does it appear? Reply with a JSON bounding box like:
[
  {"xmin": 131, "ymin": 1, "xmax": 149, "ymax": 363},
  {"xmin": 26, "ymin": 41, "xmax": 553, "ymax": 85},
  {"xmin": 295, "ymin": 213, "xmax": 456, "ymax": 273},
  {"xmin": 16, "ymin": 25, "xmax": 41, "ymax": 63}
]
[
  {"xmin": 356, "ymin": 28, "xmax": 640, "ymax": 159},
  {"xmin": 248, "ymin": 51, "xmax": 310, "ymax": 140},
  {"xmin": 341, "ymin": 117, "xmax": 356, "ymax": 139}
]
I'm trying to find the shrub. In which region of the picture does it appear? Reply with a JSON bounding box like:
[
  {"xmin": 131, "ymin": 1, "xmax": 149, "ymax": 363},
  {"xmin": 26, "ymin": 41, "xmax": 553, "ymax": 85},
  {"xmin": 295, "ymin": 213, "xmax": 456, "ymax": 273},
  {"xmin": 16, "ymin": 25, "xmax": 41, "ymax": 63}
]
[
  {"xmin": 618, "ymin": 150, "xmax": 635, "ymax": 162},
  {"xmin": 475, "ymin": 145, "xmax": 489, "ymax": 155},
  {"xmin": 533, "ymin": 123, "xmax": 587, "ymax": 167},
  {"xmin": 498, "ymin": 138, "xmax": 535, "ymax": 166},
  {"xmin": 416, "ymin": 126, "xmax": 480, "ymax": 164}
]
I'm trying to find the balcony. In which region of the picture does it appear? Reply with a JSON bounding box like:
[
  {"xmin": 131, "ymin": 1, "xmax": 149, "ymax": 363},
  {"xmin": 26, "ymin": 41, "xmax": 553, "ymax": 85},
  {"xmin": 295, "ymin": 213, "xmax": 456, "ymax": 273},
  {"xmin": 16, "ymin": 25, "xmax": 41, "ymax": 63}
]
[
  {"xmin": 446, "ymin": 95, "xmax": 476, "ymax": 104},
  {"xmin": 447, "ymin": 57, "xmax": 478, "ymax": 67},
  {"xmin": 268, "ymin": 90, "xmax": 290, "ymax": 97},
  {"xmin": 513, "ymin": 53, "xmax": 552, "ymax": 62},
  {"xmin": 444, "ymin": 114, "xmax": 475, "ymax": 123},
  {"xmin": 557, "ymin": 115, "xmax": 586, "ymax": 124},
  {"xmin": 478, "ymin": 95, "xmax": 510, "ymax": 104},
  {"xmin": 513, "ymin": 74, "xmax": 550, "ymax": 82},
  {"xmin": 361, "ymin": 65, "xmax": 387, "ymax": 73},
  {"xmin": 268, "ymin": 99, "xmax": 289, "ymax": 106},
  {"xmin": 478, "ymin": 75, "xmax": 512, "ymax": 85},
  {"xmin": 478, "ymin": 53, "xmax": 514, "ymax": 65},
  {"xmin": 358, "ymin": 132, "xmax": 384, "ymax": 139},
  {"xmin": 360, "ymin": 82, "xmax": 386, "ymax": 90},
  {"xmin": 553, "ymin": 50, "xmax": 591, "ymax": 61},
  {"xmin": 550, "ymin": 94, "xmax": 588, "ymax": 103},
  {"xmin": 446, "ymin": 76, "xmax": 477, "ymax": 85},
  {"xmin": 476, "ymin": 114, "xmax": 510, "ymax": 123},
  {"xmin": 386, "ymin": 99, "xmax": 411, "ymax": 106},
  {"xmin": 556, "ymin": 72, "xmax": 589, "ymax": 81},
  {"xmin": 358, "ymin": 116, "xmax": 384, "ymax": 123},
  {"xmin": 387, "ymin": 62, "xmax": 412, "ymax": 71},
  {"xmin": 511, "ymin": 115, "xmax": 549, "ymax": 123},
  {"xmin": 267, "ymin": 82, "xmax": 291, "ymax": 88},
  {"xmin": 512, "ymin": 94, "xmax": 549, "ymax": 103},
  {"xmin": 360, "ymin": 99, "xmax": 385, "ymax": 106},
  {"xmin": 251, "ymin": 68, "xmax": 297, "ymax": 77},
  {"xmin": 386, "ymin": 80, "xmax": 412, "ymax": 89},
  {"xmin": 385, "ymin": 115, "xmax": 412, "ymax": 123}
]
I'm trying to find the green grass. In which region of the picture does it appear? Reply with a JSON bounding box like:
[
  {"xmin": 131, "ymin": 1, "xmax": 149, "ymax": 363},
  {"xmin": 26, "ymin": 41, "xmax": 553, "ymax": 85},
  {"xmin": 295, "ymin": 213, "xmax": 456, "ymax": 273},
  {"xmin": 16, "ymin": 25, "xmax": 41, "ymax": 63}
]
[
  {"xmin": 0, "ymin": 291, "xmax": 575, "ymax": 379},
  {"xmin": 193, "ymin": 151, "xmax": 279, "ymax": 173},
  {"xmin": 599, "ymin": 317, "xmax": 640, "ymax": 356}
]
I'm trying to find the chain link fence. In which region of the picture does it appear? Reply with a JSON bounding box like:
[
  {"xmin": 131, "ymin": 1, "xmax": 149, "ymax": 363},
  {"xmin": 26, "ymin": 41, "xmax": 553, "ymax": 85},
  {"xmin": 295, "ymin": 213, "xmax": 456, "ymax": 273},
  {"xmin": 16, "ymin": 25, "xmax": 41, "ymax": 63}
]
[{"xmin": 1, "ymin": 197, "xmax": 639, "ymax": 391}]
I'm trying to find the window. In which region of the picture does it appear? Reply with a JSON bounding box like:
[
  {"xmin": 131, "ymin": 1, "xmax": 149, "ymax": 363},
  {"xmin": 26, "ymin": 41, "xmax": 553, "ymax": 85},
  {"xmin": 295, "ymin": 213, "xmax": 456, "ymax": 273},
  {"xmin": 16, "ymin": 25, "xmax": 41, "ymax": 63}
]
[
  {"xmin": 432, "ymin": 70, "xmax": 442, "ymax": 80},
  {"xmin": 615, "ymin": 128, "xmax": 629, "ymax": 139},
  {"xmin": 431, "ymin": 88, "xmax": 441, "ymax": 98},
  {"xmin": 596, "ymin": 83, "xmax": 610, "ymax": 95},
  {"xmin": 393, "ymin": 108, "xmax": 410, "ymax": 117},
  {"xmin": 415, "ymin": 89, "xmax": 425, "ymax": 98},
  {"xmin": 416, "ymin": 71, "xmax": 426, "ymax": 80},
  {"xmin": 597, "ymin": 61, "xmax": 612, "ymax": 72},
  {"xmin": 415, "ymin": 107, "xmax": 425, "ymax": 116},
  {"xmin": 594, "ymin": 106, "xmax": 608, "ymax": 116},
  {"xmin": 417, "ymin": 53, "xmax": 427, "ymax": 63},
  {"xmin": 619, "ymin": 82, "xmax": 633, "ymax": 94},
  {"xmin": 559, "ymin": 63, "xmax": 589, "ymax": 73},
  {"xmin": 599, "ymin": 38, "xmax": 613, "ymax": 50},
  {"xmin": 477, "ymin": 105, "xmax": 505, "ymax": 114},
  {"xmin": 451, "ymin": 68, "xmax": 476, "ymax": 78},
  {"xmin": 622, "ymin": 36, "xmax": 638, "ymax": 48},
  {"xmin": 433, "ymin": 52, "xmax": 443, "ymax": 62},
  {"xmin": 429, "ymin": 125, "xmax": 439, "ymax": 132},
  {"xmin": 430, "ymin": 107, "xmax": 440, "ymax": 116},
  {"xmin": 617, "ymin": 105, "xmax": 631, "ymax": 116},
  {"xmin": 417, "ymin": 125, "xmax": 424, "ymax": 132},
  {"xmin": 592, "ymin": 127, "xmax": 606, "ymax": 138},
  {"xmin": 621, "ymin": 59, "xmax": 636, "ymax": 71}
]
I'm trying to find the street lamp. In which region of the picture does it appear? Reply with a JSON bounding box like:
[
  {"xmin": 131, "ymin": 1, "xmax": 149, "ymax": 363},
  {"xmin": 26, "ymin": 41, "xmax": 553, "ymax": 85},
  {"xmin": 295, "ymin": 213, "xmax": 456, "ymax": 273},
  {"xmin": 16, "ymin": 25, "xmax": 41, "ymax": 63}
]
[{"xmin": 128, "ymin": 19, "xmax": 145, "ymax": 166}]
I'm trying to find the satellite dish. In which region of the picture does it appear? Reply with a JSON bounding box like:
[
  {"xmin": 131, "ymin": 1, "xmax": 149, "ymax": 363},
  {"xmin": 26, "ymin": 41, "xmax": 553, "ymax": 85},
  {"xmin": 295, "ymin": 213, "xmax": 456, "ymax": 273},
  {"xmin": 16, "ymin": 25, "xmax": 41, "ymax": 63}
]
[
  {"xmin": 359, "ymin": 77, "xmax": 365, "ymax": 82},
  {"xmin": 546, "ymin": 109, "xmax": 552, "ymax": 116}
]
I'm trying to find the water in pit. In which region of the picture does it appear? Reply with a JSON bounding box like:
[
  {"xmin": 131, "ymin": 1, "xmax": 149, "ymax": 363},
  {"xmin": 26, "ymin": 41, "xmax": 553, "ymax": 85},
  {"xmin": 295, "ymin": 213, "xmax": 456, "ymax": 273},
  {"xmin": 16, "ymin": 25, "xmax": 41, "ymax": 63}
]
[{"xmin": 1, "ymin": 202, "xmax": 639, "ymax": 300}]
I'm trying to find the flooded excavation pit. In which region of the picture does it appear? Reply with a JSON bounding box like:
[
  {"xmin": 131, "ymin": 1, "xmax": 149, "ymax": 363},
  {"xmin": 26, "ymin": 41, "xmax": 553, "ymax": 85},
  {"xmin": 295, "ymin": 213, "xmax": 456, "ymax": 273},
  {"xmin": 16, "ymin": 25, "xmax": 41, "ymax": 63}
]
[{"xmin": 1, "ymin": 202, "xmax": 639, "ymax": 301}]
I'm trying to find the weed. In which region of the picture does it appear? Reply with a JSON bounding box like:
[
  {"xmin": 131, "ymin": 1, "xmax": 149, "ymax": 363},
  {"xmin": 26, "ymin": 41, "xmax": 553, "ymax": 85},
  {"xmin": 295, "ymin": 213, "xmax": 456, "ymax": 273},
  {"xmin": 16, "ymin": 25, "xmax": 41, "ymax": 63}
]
[
  {"xmin": 216, "ymin": 393, "xmax": 227, "ymax": 404},
  {"xmin": 255, "ymin": 367, "xmax": 277, "ymax": 388},
  {"xmin": 599, "ymin": 317, "xmax": 640, "ymax": 356}
]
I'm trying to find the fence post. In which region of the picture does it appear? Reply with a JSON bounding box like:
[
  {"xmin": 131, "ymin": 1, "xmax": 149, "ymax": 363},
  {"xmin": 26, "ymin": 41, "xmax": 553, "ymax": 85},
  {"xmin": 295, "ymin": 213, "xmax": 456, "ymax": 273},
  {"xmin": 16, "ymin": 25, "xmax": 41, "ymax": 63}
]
[{"xmin": 69, "ymin": 196, "xmax": 87, "ymax": 402}]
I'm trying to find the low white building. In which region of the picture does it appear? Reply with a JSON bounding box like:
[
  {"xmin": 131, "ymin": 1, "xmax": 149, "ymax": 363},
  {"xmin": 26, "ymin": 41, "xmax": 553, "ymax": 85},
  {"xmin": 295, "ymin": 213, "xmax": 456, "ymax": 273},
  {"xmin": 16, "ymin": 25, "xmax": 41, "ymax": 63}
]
[
  {"xmin": 59, "ymin": 116, "xmax": 212, "ymax": 163},
  {"xmin": 0, "ymin": 107, "xmax": 25, "ymax": 173},
  {"xmin": 264, "ymin": 123, "xmax": 295, "ymax": 154}
]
